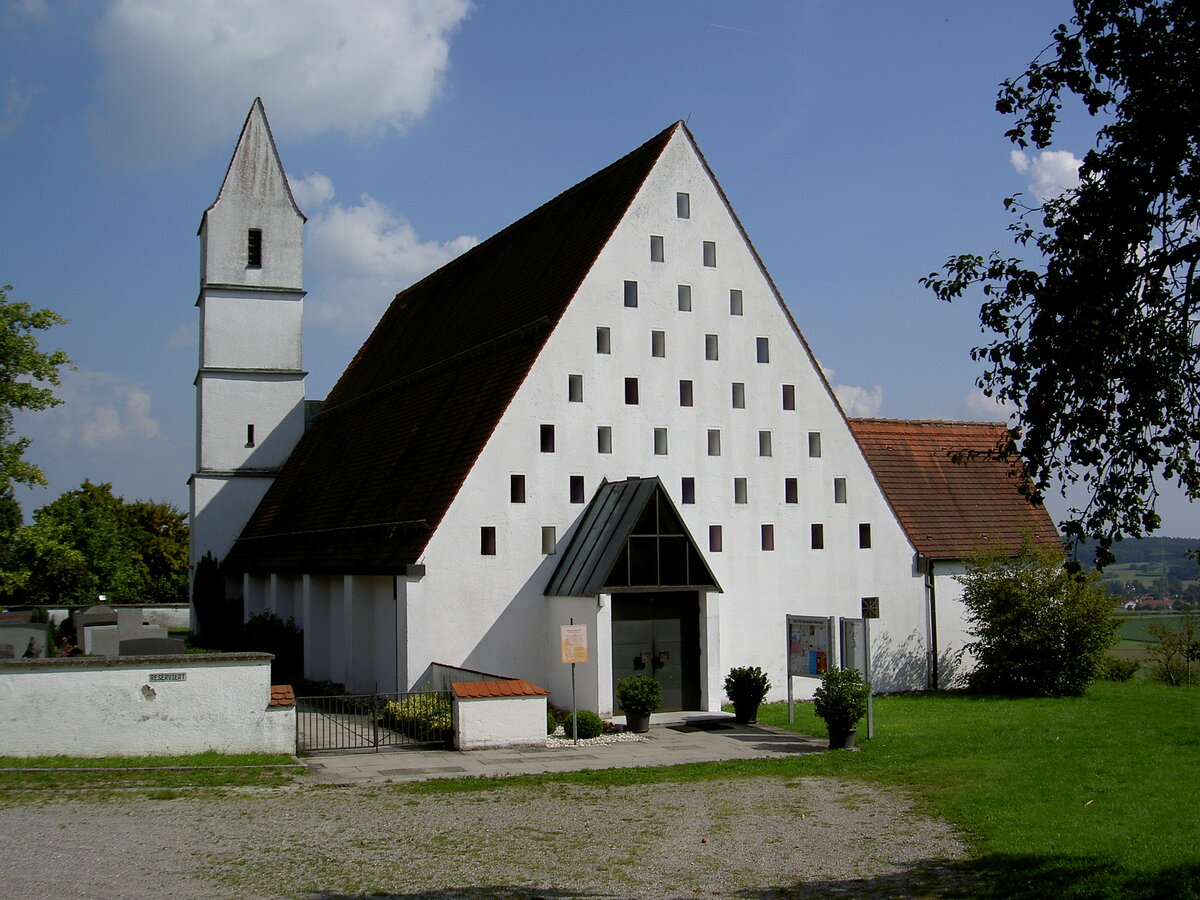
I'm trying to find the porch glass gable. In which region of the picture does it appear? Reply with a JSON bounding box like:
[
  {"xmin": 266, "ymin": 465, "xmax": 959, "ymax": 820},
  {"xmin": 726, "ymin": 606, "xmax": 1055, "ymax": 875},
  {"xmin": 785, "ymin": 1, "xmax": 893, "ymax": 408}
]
[{"xmin": 544, "ymin": 477, "xmax": 721, "ymax": 597}]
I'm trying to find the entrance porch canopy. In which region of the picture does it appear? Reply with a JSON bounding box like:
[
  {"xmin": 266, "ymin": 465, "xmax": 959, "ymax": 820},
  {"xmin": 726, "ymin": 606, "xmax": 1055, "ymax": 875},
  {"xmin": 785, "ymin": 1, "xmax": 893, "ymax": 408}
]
[{"xmin": 544, "ymin": 477, "xmax": 721, "ymax": 597}]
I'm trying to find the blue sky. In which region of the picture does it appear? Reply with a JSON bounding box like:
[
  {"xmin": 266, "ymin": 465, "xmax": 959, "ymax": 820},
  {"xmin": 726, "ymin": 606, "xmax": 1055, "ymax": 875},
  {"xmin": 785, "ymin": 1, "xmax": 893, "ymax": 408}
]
[{"xmin": 1, "ymin": 0, "xmax": 1195, "ymax": 537}]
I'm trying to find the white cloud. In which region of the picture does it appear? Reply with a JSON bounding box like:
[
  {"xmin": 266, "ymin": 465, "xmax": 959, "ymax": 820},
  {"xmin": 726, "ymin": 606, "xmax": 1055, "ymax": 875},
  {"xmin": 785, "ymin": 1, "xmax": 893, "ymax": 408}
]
[
  {"xmin": 2, "ymin": 0, "xmax": 48, "ymax": 24},
  {"xmin": 0, "ymin": 76, "xmax": 34, "ymax": 138},
  {"xmin": 832, "ymin": 383, "xmax": 884, "ymax": 417},
  {"xmin": 964, "ymin": 388, "xmax": 1016, "ymax": 421},
  {"xmin": 289, "ymin": 171, "xmax": 335, "ymax": 211},
  {"xmin": 35, "ymin": 370, "xmax": 164, "ymax": 448},
  {"xmin": 1010, "ymin": 149, "xmax": 1082, "ymax": 202},
  {"xmin": 90, "ymin": 0, "xmax": 472, "ymax": 165},
  {"xmin": 303, "ymin": 181, "xmax": 477, "ymax": 329}
]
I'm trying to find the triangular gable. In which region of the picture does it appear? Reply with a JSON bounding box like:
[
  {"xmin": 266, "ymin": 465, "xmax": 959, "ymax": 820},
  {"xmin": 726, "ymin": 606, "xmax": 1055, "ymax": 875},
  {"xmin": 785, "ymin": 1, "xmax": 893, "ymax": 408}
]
[{"xmin": 545, "ymin": 478, "xmax": 721, "ymax": 597}]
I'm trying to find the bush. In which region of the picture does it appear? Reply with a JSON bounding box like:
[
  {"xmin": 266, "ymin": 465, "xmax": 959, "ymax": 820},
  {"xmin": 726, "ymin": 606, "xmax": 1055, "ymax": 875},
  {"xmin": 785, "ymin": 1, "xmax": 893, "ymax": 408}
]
[
  {"xmin": 547, "ymin": 711, "xmax": 558, "ymax": 735},
  {"xmin": 382, "ymin": 694, "xmax": 453, "ymax": 740},
  {"xmin": 1146, "ymin": 611, "xmax": 1198, "ymax": 685},
  {"xmin": 723, "ymin": 666, "xmax": 771, "ymax": 704},
  {"xmin": 614, "ymin": 673, "xmax": 662, "ymax": 716},
  {"xmin": 561, "ymin": 710, "xmax": 603, "ymax": 739},
  {"xmin": 957, "ymin": 549, "xmax": 1118, "ymax": 697},
  {"xmin": 1099, "ymin": 656, "xmax": 1141, "ymax": 682},
  {"xmin": 235, "ymin": 611, "xmax": 304, "ymax": 683},
  {"xmin": 813, "ymin": 666, "xmax": 870, "ymax": 732}
]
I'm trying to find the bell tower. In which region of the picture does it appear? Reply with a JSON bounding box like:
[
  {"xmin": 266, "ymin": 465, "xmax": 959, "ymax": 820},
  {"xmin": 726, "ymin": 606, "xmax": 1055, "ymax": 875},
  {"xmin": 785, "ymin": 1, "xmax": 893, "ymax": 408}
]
[{"xmin": 190, "ymin": 98, "xmax": 306, "ymax": 577}]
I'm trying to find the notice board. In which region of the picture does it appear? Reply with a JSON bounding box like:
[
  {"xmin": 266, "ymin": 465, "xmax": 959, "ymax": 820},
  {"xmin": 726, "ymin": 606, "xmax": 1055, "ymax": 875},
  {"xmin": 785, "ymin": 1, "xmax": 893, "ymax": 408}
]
[{"xmin": 787, "ymin": 615, "xmax": 833, "ymax": 677}]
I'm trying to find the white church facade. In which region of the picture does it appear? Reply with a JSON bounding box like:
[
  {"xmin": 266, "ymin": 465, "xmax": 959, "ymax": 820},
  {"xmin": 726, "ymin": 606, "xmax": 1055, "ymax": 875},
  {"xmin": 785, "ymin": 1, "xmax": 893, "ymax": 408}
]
[{"xmin": 191, "ymin": 100, "xmax": 1059, "ymax": 712}]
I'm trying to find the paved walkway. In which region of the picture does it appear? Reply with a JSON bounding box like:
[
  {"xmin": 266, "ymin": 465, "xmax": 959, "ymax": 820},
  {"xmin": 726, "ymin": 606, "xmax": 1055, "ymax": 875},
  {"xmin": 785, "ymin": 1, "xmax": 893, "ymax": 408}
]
[{"xmin": 302, "ymin": 712, "xmax": 826, "ymax": 784}]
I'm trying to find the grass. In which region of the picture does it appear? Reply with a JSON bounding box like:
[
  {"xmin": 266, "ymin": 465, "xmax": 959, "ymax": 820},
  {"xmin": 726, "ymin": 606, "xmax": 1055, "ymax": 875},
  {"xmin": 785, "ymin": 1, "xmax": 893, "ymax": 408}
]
[
  {"xmin": 0, "ymin": 751, "xmax": 302, "ymax": 793},
  {"xmin": 399, "ymin": 681, "xmax": 1200, "ymax": 899}
]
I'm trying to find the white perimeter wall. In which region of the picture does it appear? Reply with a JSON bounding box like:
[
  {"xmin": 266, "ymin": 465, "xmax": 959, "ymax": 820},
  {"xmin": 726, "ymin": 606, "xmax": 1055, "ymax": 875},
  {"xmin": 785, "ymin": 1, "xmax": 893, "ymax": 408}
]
[
  {"xmin": 0, "ymin": 654, "xmax": 294, "ymax": 757},
  {"xmin": 453, "ymin": 695, "xmax": 548, "ymax": 750},
  {"xmin": 403, "ymin": 129, "xmax": 932, "ymax": 713}
]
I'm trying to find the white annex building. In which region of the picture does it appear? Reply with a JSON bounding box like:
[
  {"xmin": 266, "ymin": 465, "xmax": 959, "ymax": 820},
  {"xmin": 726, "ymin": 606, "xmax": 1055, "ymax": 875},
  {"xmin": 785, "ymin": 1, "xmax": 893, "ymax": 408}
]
[{"xmin": 191, "ymin": 100, "xmax": 1059, "ymax": 712}]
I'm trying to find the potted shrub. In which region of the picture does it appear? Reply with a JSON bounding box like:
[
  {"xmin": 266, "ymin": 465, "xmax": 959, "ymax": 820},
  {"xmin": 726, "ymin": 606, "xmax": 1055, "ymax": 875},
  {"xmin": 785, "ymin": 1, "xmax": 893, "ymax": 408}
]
[
  {"xmin": 813, "ymin": 666, "xmax": 870, "ymax": 749},
  {"xmin": 724, "ymin": 666, "xmax": 771, "ymax": 724},
  {"xmin": 615, "ymin": 673, "xmax": 662, "ymax": 733}
]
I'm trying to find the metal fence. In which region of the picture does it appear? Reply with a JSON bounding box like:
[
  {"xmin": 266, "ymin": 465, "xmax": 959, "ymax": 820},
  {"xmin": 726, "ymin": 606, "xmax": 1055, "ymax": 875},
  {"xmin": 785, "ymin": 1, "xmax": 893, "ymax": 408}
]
[{"xmin": 295, "ymin": 690, "xmax": 454, "ymax": 752}]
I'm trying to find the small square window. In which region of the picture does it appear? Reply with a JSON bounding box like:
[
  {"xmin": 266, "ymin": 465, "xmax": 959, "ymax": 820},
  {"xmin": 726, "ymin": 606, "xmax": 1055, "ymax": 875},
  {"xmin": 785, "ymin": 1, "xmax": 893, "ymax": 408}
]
[
  {"xmin": 510, "ymin": 474, "xmax": 526, "ymax": 503},
  {"xmin": 681, "ymin": 477, "xmax": 695, "ymax": 504},
  {"xmin": 761, "ymin": 524, "xmax": 775, "ymax": 551},
  {"xmin": 756, "ymin": 337, "xmax": 770, "ymax": 363},
  {"xmin": 540, "ymin": 424, "xmax": 555, "ymax": 453},
  {"xmin": 597, "ymin": 326, "xmax": 611, "ymax": 354},
  {"xmin": 651, "ymin": 330, "xmax": 666, "ymax": 358},
  {"xmin": 709, "ymin": 525, "xmax": 723, "ymax": 553},
  {"xmin": 782, "ymin": 384, "xmax": 796, "ymax": 410},
  {"xmin": 834, "ymin": 477, "xmax": 848, "ymax": 504},
  {"xmin": 481, "ymin": 526, "xmax": 497, "ymax": 556},
  {"xmin": 597, "ymin": 426, "xmax": 613, "ymax": 454},
  {"xmin": 759, "ymin": 430, "xmax": 773, "ymax": 457},
  {"xmin": 650, "ymin": 235, "xmax": 665, "ymax": 262},
  {"xmin": 676, "ymin": 192, "xmax": 690, "ymax": 219},
  {"xmin": 707, "ymin": 429, "xmax": 721, "ymax": 456},
  {"xmin": 568, "ymin": 374, "xmax": 583, "ymax": 402},
  {"xmin": 624, "ymin": 377, "xmax": 639, "ymax": 405},
  {"xmin": 654, "ymin": 427, "xmax": 668, "ymax": 455},
  {"xmin": 808, "ymin": 432, "xmax": 822, "ymax": 458},
  {"xmin": 785, "ymin": 478, "xmax": 798, "ymax": 504},
  {"xmin": 624, "ymin": 281, "xmax": 638, "ymax": 308},
  {"xmin": 811, "ymin": 523, "xmax": 825, "ymax": 550},
  {"xmin": 542, "ymin": 526, "xmax": 557, "ymax": 555},
  {"xmin": 731, "ymin": 382, "xmax": 745, "ymax": 409},
  {"xmin": 677, "ymin": 284, "xmax": 692, "ymax": 312},
  {"xmin": 703, "ymin": 241, "xmax": 717, "ymax": 267},
  {"xmin": 729, "ymin": 289, "xmax": 743, "ymax": 316},
  {"xmin": 705, "ymin": 333, "xmax": 719, "ymax": 361},
  {"xmin": 679, "ymin": 380, "xmax": 694, "ymax": 407},
  {"xmin": 247, "ymin": 228, "xmax": 262, "ymax": 268},
  {"xmin": 570, "ymin": 475, "xmax": 585, "ymax": 504},
  {"xmin": 734, "ymin": 477, "xmax": 748, "ymax": 505},
  {"xmin": 859, "ymin": 523, "xmax": 872, "ymax": 549}
]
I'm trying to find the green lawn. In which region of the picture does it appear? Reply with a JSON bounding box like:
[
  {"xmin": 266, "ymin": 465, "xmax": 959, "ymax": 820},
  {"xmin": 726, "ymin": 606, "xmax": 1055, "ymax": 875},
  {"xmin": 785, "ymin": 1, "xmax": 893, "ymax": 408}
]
[{"xmin": 0, "ymin": 751, "xmax": 302, "ymax": 792}]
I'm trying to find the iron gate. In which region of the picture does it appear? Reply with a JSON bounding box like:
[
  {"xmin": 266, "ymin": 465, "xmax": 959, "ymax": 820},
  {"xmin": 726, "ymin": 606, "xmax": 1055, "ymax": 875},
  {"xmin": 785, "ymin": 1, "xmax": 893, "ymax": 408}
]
[{"xmin": 296, "ymin": 689, "xmax": 453, "ymax": 752}]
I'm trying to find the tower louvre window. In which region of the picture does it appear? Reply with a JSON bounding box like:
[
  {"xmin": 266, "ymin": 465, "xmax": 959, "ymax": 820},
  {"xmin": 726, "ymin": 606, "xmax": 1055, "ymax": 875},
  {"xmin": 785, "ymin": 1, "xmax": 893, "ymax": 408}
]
[{"xmin": 247, "ymin": 229, "xmax": 262, "ymax": 268}]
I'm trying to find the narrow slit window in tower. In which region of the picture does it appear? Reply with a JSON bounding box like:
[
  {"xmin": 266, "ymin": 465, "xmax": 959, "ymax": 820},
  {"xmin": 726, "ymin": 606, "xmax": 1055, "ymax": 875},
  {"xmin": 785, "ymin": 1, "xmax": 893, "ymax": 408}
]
[
  {"xmin": 247, "ymin": 229, "xmax": 262, "ymax": 268},
  {"xmin": 245, "ymin": 424, "xmax": 255, "ymax": 447}
]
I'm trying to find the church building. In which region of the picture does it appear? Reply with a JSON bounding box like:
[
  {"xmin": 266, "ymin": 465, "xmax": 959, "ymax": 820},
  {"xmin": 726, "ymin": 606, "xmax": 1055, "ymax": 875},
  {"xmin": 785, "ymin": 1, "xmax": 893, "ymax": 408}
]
[{"xmin": 191, "ymin": 100, "xmax": 1059, "ymax": 712}]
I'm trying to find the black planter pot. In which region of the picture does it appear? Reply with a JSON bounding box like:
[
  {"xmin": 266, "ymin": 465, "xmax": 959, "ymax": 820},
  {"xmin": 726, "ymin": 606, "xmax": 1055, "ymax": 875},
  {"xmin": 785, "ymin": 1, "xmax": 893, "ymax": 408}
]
[
  {"xmin": 827, "ymin": 727, "xmax": 857, "ymax": 750},
  {"xmin": 625, "ymin": 711, "xmax": 651, "ymax": 733},
  {"xmin": 732, "ymin": 699, "xmax": 761, "ymax": 724}
]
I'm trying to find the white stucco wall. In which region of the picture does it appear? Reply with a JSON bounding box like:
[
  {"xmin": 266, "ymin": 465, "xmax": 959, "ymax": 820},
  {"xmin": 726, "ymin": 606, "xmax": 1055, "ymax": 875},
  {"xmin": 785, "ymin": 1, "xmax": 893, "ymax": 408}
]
[
  {"xmin": 398, "ymin": 128, "xmax": 932, "ymax": 712},
  {"xmin": 453, "ymin": 694, "xmax": 548, "ymax": 750},
  {"xmin": 0, "ymin": 654, "xmax": 294, "ymax": 757}
]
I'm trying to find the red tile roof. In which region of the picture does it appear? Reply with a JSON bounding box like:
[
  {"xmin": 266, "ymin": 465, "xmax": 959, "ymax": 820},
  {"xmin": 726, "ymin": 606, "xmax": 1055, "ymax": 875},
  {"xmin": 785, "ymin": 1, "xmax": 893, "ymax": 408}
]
[
  {"xmin": 269, "ymin": 684, "xmax": 296, "ymax": 707},
  {"xmin": 225, "ymin": 123, "xmax": 681, "ymax": 573},
  {"xmin": 451, "ymin": 679, "xmax": 550, "ymax": 699},
  {"xmin": 849, "ymin": 418, "xmax": 1061, "ymax": 559}
]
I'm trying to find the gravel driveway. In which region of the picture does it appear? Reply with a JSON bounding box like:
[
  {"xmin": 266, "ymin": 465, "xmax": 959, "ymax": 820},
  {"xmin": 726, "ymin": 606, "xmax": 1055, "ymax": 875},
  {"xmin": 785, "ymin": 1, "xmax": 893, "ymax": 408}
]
[{"xmin": 0, "ymin": 777, "xmax": 970, "ymax": 899}]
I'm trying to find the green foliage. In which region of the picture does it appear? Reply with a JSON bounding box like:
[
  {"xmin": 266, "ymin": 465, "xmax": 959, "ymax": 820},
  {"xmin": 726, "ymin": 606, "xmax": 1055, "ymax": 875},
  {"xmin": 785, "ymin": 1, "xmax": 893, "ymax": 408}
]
[
  {"xmin": 0, "ymin": 285, "xmax": 69, "ymax": 491},
  {"xmin": 722, "ymin": 665, "xmax": 771, "ymax": 704},
  {"xmin": 1099, "ymin": 655, "xmax": 1141, "ymax": 682},
  {"xmin": 920, "ymin": 3, "xmax": 1200, "ymax": 564},
  {"xmin": 381, "ymin": 694, "xmax": 453, "ymax": 740},
  {"xmin": 0, "ymin": 480, "xmax": 188, "ymax": 606},
  {"xmin": 614, "ymin": 673, "xmax": 662, "ymax": 716},
  {"xmin": 812, "ymin": 666, "xmax": 870, "ymax": 732},
  {"xmin": 236, "ymin": 610, "xmax": 303, "ymax": 683},
  {"xmin": 1145, "ymin": 610, "xmax": 1199, "ymax": 685},
  {"xmin": 547, "ymin": 710, "xmax": 558, "ymax": 735},
  {"xmin": 561, "ymin": 709, "xmax": 603, "ymax": 739},
  {"xmin": 958, "ymin": 549, "xmax": 1118, "ymax": 696}
]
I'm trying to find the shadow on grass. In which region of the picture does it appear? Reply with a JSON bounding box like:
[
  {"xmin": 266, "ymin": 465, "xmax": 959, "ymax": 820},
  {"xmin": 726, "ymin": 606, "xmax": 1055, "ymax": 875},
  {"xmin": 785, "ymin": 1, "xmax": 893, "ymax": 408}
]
[{"xmin": 303, "ymin": 856, "xmax": 1200, "ymax": 900}]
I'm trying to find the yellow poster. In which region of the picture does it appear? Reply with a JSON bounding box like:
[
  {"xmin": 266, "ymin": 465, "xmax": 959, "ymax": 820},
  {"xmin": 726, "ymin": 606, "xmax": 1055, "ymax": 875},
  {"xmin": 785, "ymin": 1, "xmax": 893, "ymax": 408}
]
[{"xmin": 560, "ymin": 624, "xmax": 588, "ymax": 664}]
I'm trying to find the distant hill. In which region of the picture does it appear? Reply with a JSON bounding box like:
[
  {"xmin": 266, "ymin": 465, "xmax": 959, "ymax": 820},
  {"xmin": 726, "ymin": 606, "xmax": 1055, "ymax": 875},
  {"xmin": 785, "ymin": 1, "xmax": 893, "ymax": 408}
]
[{"xmin": 1076, "ymin": 536, "xmax": 1200, "ymax": 603}]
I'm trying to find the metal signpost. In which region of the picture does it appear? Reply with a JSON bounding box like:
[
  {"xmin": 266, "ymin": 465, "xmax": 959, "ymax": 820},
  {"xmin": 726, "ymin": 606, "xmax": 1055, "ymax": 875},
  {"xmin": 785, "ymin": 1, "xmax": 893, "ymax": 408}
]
[
  {"xmin": 560, "ymin": 620, "xmax": 588, "ymax": 745},
  {"xmin": 860, "ymin": 597, "xmax": 880, "ymax": 739}
]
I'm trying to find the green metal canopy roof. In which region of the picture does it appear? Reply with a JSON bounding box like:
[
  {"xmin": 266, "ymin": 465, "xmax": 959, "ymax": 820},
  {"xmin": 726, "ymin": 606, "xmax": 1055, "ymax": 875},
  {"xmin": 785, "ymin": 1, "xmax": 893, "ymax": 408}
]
[{"xmin": 545, "ymin": 477, "xmax": 721, "ymax": 598}]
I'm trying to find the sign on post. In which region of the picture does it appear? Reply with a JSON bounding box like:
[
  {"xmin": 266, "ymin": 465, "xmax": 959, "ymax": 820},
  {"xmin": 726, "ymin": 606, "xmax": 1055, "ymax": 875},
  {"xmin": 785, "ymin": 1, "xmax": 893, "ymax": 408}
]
[{"xmin": 560, "ymin": 624, "xmax": 588, "ymax": 664}]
